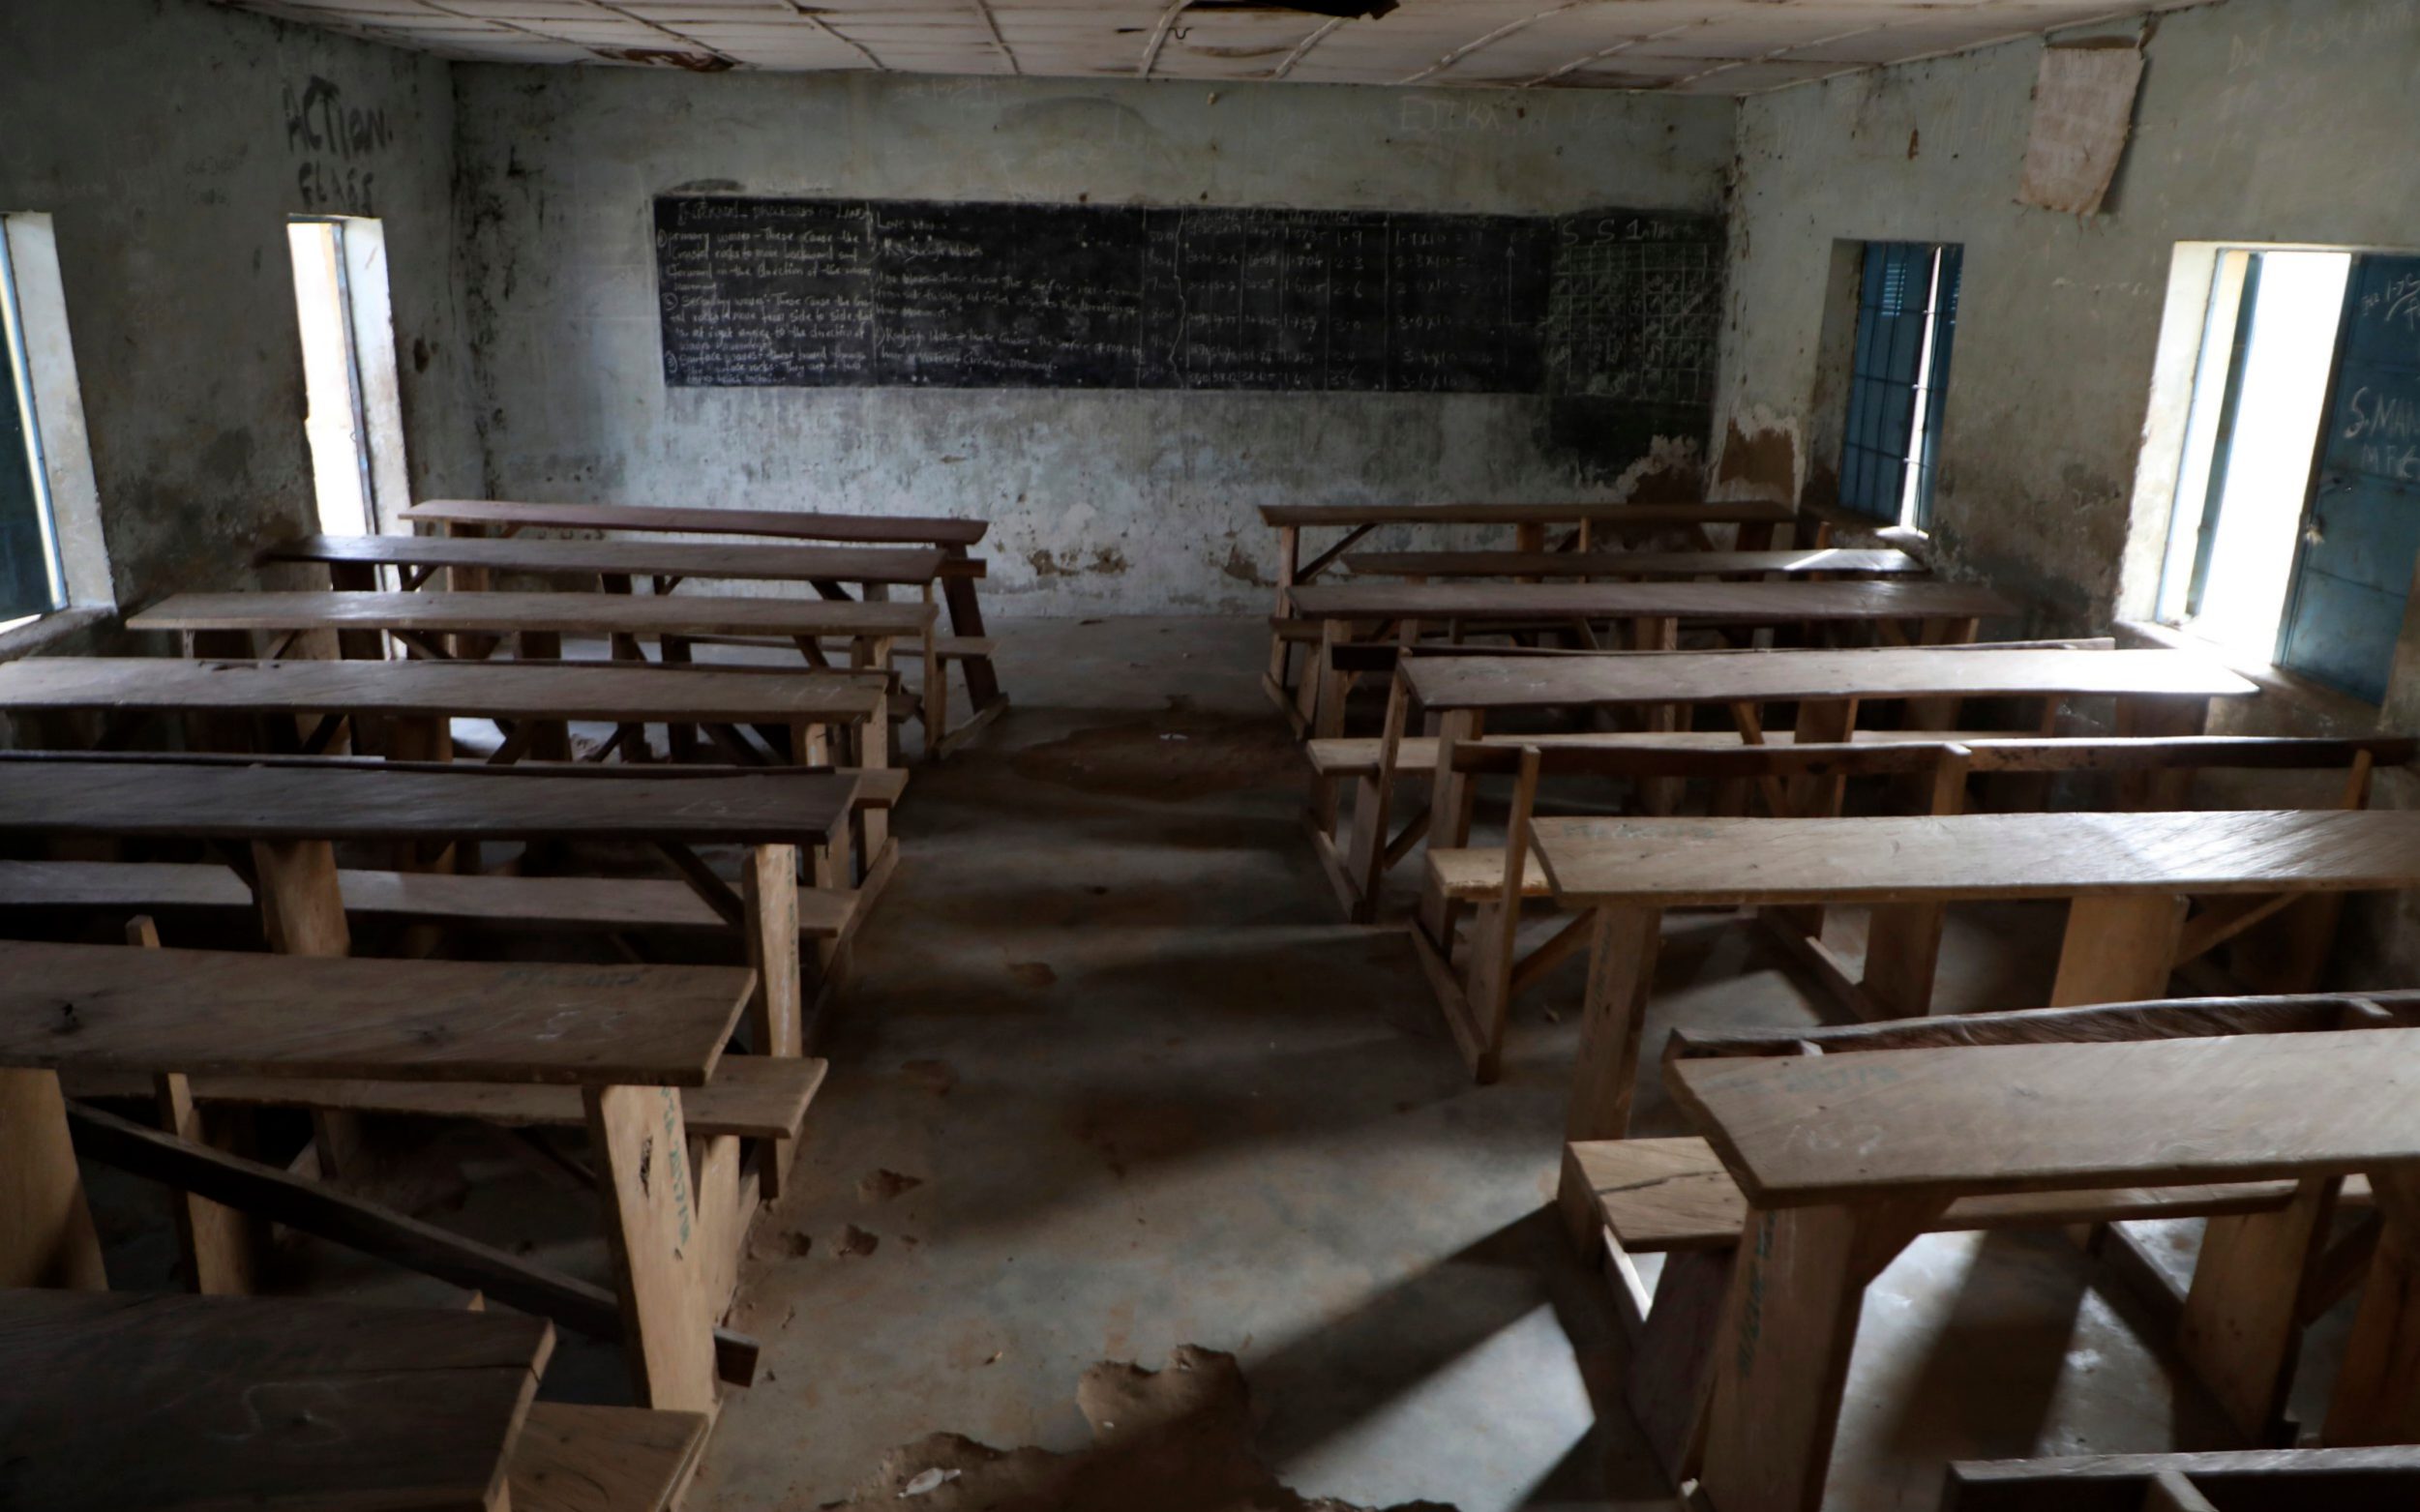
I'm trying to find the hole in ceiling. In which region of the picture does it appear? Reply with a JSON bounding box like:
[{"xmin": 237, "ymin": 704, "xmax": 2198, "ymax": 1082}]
[{"xmin": 1184, "ymin": 0, "xmax": 1398, "ymax": 17}]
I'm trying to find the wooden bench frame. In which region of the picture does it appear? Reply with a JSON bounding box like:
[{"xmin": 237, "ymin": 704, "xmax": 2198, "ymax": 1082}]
[
  {"xmin": 1259, "ymin": 499, "xmax": 1813, "ymax": 716},
  {"xmin": 1946, "ymin": 1443, "xmax": 2420, "ymax": 1510},
  {"xmin": 1615, "ymin": 995, "xmax": 2420, "ymax": 1512},
  {"xmin": 1410, "ymin": 734, "xmax": 2412, "ymax": 1081},
  {"xmin": 1, "ymin": 938, "xmax": 771, "ymax": 1415}
]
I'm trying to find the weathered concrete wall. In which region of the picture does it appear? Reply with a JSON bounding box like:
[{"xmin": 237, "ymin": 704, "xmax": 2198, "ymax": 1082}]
[
  {"xmin": 1717, "ymin": 0, "xmax": 2420, "ymax": 630},
  {"xmin": 452, "ymin": 68, "xmax": 1735, "ymax": 613},
  {"xmin": 0, "ymin": 0, "xmax": 478, "ymax": 619},
  {"xmin": 1717, "ymin": 0, "xmax": 2420, "ymax": 982}
]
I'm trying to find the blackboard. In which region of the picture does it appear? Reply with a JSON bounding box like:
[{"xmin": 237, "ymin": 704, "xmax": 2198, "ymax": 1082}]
[{"xmin": 652, "ymin": 196, "xmax": 1720, "ymax": 400}]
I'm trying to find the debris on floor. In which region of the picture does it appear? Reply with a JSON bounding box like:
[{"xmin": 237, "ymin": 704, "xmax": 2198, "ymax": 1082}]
[{"xmin": 822, "ymin": 1347, "xmax": 1456, "ymax": 1512}]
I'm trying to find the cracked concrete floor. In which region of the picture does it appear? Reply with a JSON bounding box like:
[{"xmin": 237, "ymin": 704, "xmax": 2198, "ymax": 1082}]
[{"xmin": 686, "ymin": 615, "xmax": 2351, "ymax": 1512}]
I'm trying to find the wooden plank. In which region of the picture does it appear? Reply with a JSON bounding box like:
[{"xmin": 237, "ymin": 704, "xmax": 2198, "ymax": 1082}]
[
  {"xmin": 1563, "ymin": 904, "xmax": 1665, "ymax": 1148},
  {"xmin": 1530, "ymin": 809, "xmax": 2420, "ymax": 908},
  {"xmin": 1259, "ymin": 500, "xmax": 1799, "ymax": 528},
  {"xmin": 134, "ymin": 589, "xmax": 933, "ymax": 640},
  {"xmin": 2323, "ymin": 1163, "xmax": 2420, "ymax": 1445},
  {"xmin": 586, "ymin": 1084, "xmax": 718, "ymax": 1412},
  {"xmin": 407, "ymin": 497, "xmax": 990, "ymax": 548},
  {"xmin": 2142, "ymin": 1470, "xmax": 2221, "ymax": 1512},
  {"xmin": 0, "ymin": 1289, "xmax": 551, "ymax": 1512},
  {"xmin": 62, "ymin": 1102, "xmax": 761, "ymax": 1387},
  {"xmin": 509, "ymin": 1402, "xmax": 708, "ymax": 1512},
  {"xmin": 0, "ymin": 657, "xmax": 883, "ymax": 725},
  {"xmin": 1405, "ymin": 647, "xmax": 2256, "ymax": 713},
  {"xmin": 0, "ymin": 859, "xmax": 859, "ymax": 938},
  {"xmin": 1670, "ymin": 1028, "xmax": 2420, "ymax": 1207},
  {"xmin": 2176, "ymin": 1178, "xmax": 2339, "ymax": 1442},
  {"xmin": 1947, "ymin": 1445, "xmax": 2420, "ymax": 1511},
  {"xmin": 2049, "ymin": 893, "xmax": 2187, "ymax": 1006},
  {"xmin": 1346, "ymin": 548, "xmax": 1926, "ymax": 579},
  {"xmin": 72, "ymin": 1055, "xmax": 830, "ymax": 1141},
  {"xmin": 0, "ymin": 941, "xmax": 748, "ymax": 1087},
  {"xmin": 0, "ymin": 760, "xmax": 855, "ymax": 845},
  {"xmin": 0, "ymin": 1069, "xmax": 107, "ymax": 1290},
  {"xmin": 1289, "ymin": 578, "xmax": 2014, "ymax": 625},
  {"xmin": 1665, "ymin": 993, "xmax": 2420, "ymax": 1059},
  {"xmin": 265, "ymin": 532, "xmax": 946, "ymax": 586}
]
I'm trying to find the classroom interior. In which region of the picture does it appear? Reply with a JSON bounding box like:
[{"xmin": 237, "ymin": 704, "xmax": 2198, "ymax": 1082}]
[{"xmin": 6, "ymin": 1, "xmax": 2420, "ymax": 1509}]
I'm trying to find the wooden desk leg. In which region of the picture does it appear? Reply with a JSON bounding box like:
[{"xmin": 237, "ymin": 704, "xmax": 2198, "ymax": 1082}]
[
  {"xmin": 660, "ymin": 635, "xmax": 700, "ymax": 763},
  {"xmin": 941, "ymin": 543, "xmax": 1002, "ymax": 713},
  {"xmin": 742, "ymin": 844, "xmax": 802, "ymax": 1201},
  {"xmin": 1559, "ymin": 905, "xmax": 1665, "ymax": 1164},
  {"xmin": 586, "ymin": 1084, "xmax": 719, "ymax": 1413},
  {"xmin": 127, "ymin": 915, "xmax": 258, "ymax": 1294},
  {"xmin": 2048, "ymin": 893, "xmax": 2186, "ymax": 1006},
  {"xmin": 515, "ymin": 631, "xmax": 576, "ymax": 762},
  {"xmin": 921, "ymin": 628, "xmax": 944, "ymax": 761},
  {"xmin": 2179, "ymin": 1174, "xmax": 2339, "ymax": 1444},
  {"xmin": 1305, "ymin": 619, "xmax": 1349, "ymax": 833},
  {"xmin": 0, "ymin": 1068, "xmax": 107, "ymax": 1290},
  {"xmin": 2325, "ymin": 1164, "xmax": 2420, "ymax": 1445},
  {"xmin": 851, "ymin": 712, "xmax": 892, "ymax": 859},
  {"xmin": 1693, "ymin": 1198, "xmax": 1940, "ymax": 1512},
  {"xmin": 1633, "ymin": 616, "xmax": 1682, "ymax": 815},
  {"xmin": 2117, "ymin": 696, "xmax": 2212, "ymax": 809},
  {"xmin": 1763, "ymin": 698, "xmax": 1857, "ymax": 940},
  {"xmin": 1416, "ymin": 709, "xmax": 1484, "ymax": 947},
  {"xmin": 251, "ymin": 839, "xmax": 364, "ymax": 1176},
  {"xmin": 1267, "ymin": 526, "xmax": 1300, "ymax": 695}
]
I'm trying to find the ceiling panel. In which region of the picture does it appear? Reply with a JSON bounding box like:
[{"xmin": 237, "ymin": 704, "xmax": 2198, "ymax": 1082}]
[{"xmin": 212, "ymin": 0, "xmax": 2207, "ymax": 92}]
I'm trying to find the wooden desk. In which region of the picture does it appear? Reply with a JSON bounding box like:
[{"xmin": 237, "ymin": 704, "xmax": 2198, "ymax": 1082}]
[
  {"xmin": 0, "ymin": 941, "xmax": 750, "ymax": 1411},
  {"xmin": 1530, "ymin": 808, "xmax": 2420, "ymax": 1151},
  {"xmin": 0, "ymin": 1290, "xmax": 552, "ymax": 1512},
  {"xmin": 1288, "ymin": 578, "xmax": 2016, "ymax": 740},
  {"xmin": 1344, "ymin": 547, "xmax": 1925, "ymax": 580},
  {"xmin": 0, "ymin": 655, "xmax": 890, "ymax": 778},
  {"xmin": 1669, "ymin": 1027, "xmax": 2420, "ymax": 1510},
  {"xmin": 1257, "ymin": 499, "xmax": 1807, "ymax": 706},
  {"xmin": 261, "ymin": 531, "xmax": 949, "ymax": 590},
  {"xmin": 404, "ymin": 498, "xmax": 1005, "ymax": 732}
]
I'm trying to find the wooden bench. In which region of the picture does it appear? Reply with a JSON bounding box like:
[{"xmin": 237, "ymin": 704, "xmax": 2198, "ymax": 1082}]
[
  {"xmin": 0, "ymin": 654, "xmax": 892, "ymax": 790},
  {"xmin": 0, "ymin": 940, "xmax": 766, "ymax": 1411},
  {"xmin": 1344, "ymin": 546, "xmax": 1925, "ymax": 581},
  {"xmin": 1286, "ymin": 577, "xmax": 2017, "ymax": 738},
  {"xmin": 1650, "ymin": 1004, "xmax": 2420, "ymax": 1511},
  {"xmin": 1306, "ymin": 642, "xmax": 2251, "ymax": 921},
  {"xmin": 261, "ymin": 529, "xmax": 951, "ymax": 592},
  {"xmin": 1411, "ymin": 735, "xmax": 2411, "ymax": 1079},
  {"xmin": 132, "ymin": 588, "xmax": 944, "ymax": 762},
  {"xmin": 1947, "ymin": 1445, "xmax": 2420, "ymax": 1510},
  {"xmin": 1524, "ymin": 806, "xmax": 2420, "ymax": 1160},
  {"xmin": 403, "ymin": 497, "xmax": 1007, "ymax": 741},
  {"xmin": 0, "ymin": 754, "xmax": 865, "ymax": 1198}
]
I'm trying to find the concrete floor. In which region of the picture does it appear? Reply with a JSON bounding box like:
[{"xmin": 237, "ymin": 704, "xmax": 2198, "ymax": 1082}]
[{"xmin": 72, "ymin": 613, "xmax": 2356, "ymax": 1511}]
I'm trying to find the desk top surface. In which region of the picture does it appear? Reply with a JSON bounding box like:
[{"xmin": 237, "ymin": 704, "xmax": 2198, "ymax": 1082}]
[
  {"xmin": 1345, "ymin": 548, "xmax": 1925, "ymax": 579},
  {"xmin": 1670, "ymin": 1027, "xmax": 2420, "ymax": 1207},
  {"xmin": 263, "ymin": 532, "xmax": 947, "ymax": 585},
  {"xmin": 1403, "ymin": 646, "xmax": 2258, "ymax": 711},
  {"xmin": 406, "ymin": 497, "xmax": 988, "ymax": 547},
  {"xmin": 1286, "ymin": 578, "xmax": 2013, "ymax": 623},
  {"xmin": 1530, "ymin": 808, "xmax": 2420, "ymax": 907},
  {"xmin": 1260, "ymin": 501, "xmax": 1800, "ymax": 528},
  {"xmin": 0, "ymin": 940, "xmax": 749, "ymax": 1085},
  {"xmin": 0, "ymin": 657, "xmax": 883, "ymax": 722},
  {"xmin": 133, "ymin": 590, "xmax": 933, "ymax": 637},
  {"xmin": 0, "ymin": 1289, "xmax": 552, "ymax": 1512}
]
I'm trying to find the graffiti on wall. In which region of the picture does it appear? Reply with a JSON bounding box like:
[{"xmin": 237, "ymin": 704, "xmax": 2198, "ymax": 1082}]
[{"xmin": 284, "ymin": 75, "xmax": 392, "ymax": 214}]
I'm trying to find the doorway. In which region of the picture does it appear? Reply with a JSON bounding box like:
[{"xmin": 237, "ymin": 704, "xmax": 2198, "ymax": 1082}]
[{"xmin": 285, "ymin": 217, "xmax": 406, "ymax": 544}]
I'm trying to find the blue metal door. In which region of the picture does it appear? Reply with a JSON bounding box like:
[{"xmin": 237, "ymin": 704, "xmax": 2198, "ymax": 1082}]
[{"xmin": 2277, "ymin": 255, "xmax": 2420, "ymax": 703}]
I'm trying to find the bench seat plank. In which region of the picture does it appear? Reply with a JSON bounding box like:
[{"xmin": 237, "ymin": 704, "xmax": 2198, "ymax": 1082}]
[
  {"xmin": 1290, "ymin": 578, "xmax": 2013, "ymax": 625},
  {"xmin": 407, "ymin": 497, "xmax": 990, "ymax": 548},
  {"xmin": 1532, "ymin": 809, "xmax": 2420, "ymax": 907},
  {"xmin": 1261, "ymin": 501, "xmax": 1799, "ymax": 529},
  {"xmin": 263, "ymin": 532, "xmax": 946, "ymax": 586},
  {"xmin": 1346, "ymin": 548, "xmax": 1925, "ymax": 579},
  {"xmin": 1569, "ymin": 1137, "xmax": 2305, "ymax": 1252},
  {"xmin": 511, "ymin": 1402, "xmax": 708, "ymax": 1512},
  {"xmin": 1428, "ymin": 847, "xmax": 1550, "ymax": 902},
  {"xmin": 132, "ymin": 589, "xmax": 933, "ymax": 640},
  {"xmin": 1672, "ymin": 1026, "xmax": 2420, "ymax": 1207},
  {"xmin": 69, "ymin": 1055, "xmax": 827, "ymax": 1141},
  {"xmin": 0, "ymin": 1288, "xmax": 550, "ymax": 1512},
  {"xmin": 0, "ymin": 656, "xmax": 882, "ymax": 726},
  {"xmin": 0, "ymin": 940, "xmax": 749, "ymax": 1087}
]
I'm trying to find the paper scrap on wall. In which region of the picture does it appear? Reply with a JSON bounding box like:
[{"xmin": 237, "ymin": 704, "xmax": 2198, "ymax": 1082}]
[{"xmin": 2018, "ymin": 43, "xmax": 2146, "ymax": 216}]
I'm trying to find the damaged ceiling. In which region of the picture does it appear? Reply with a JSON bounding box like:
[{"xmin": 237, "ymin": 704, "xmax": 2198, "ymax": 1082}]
[{"xmin": 219, "ymin": 0, "xmax": 2205, "ymax": 93}]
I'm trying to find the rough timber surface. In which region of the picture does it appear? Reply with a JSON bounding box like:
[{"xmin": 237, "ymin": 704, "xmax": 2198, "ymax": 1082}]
[
  {"xmin": 0, "ymin": 1288, "xmax": 551, "ymax": 1512},
  {"xmin": 405, "ymin": 498, "xmax": 989, "ymax": 548},
  {"xmin": 0, "ymin": 657, "xmax": 882, "ymax": 724},
  {"xmin": 132, "ymin": 590, "xmax": 932, "ymax": 638},
  {"xmin": 1529, "ymin": 809, "xmax": 2420, "ymax": 907},
  {"xmin": 1287, "ymin": 578, "xmax": 2012, "ymax": 624},
  {"xmin": 1670, "ymin": 1027, "xmax": 2420, "ymax": 1207},
  {"xmin": 0, "ymin": 941, "xmax": 748, "ymax": 1086},
  {"xmin": 263, "ymin": 533, "xmax": 948, "ymax": 586},
  {"xmin": 1404, "ymin": 646, "xmax": 2256, "ymax": 711},
  {"xmin": 1345, "ymin": 548, "xmax": 1924, "ymax": 579}
]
